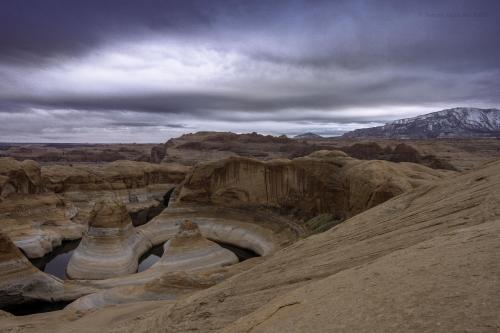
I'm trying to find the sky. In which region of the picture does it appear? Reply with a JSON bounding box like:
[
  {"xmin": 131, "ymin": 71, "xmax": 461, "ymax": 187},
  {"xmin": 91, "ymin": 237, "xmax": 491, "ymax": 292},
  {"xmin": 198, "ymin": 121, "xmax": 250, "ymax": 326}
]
[{"xmin": 1, "ymin": 0, "xmax": 499, "ymax": 143}]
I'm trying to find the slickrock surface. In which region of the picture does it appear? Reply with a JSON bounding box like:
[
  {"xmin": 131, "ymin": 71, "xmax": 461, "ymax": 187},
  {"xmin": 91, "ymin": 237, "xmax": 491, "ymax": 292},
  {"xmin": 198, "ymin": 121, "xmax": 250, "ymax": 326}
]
[
  {"xmin": 66, "ymin": 200, "xmax": 148, "ymax": 280},
  {"xmin": 1, "ymin": 159, "xmax": 497, "ymax": 332},
  {"xmin": 0, "ymin": 232, "xmax": 95, "ymax": 309},
  {"xmin": 178, "ymin": 151, "xmax": 453, "ymax": 219},
  {"xmin": 66, "ymin": 272, "xmax": 217, "ymax": 311},
  {"xmin": 0, "ymin": 158, "xmax": 189, "ymax": 258}
]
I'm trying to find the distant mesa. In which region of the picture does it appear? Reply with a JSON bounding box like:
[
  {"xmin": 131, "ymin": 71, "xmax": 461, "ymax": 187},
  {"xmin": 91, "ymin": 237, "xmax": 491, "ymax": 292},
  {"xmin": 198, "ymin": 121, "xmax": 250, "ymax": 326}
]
[
  {"xmin": 293, "ymin": 132, "xmax": 323, "ymax": 139},
  {"xmin": 342, "ymin": 107, "xmax": 500, "ymax": 139}
]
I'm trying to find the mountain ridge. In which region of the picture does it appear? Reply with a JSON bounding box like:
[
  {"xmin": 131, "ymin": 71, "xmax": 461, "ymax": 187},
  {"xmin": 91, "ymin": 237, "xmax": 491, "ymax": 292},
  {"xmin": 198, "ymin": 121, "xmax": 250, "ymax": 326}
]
[{"xmin": 343, "ymin": 107, "xmax": 500, "ymax": 139}]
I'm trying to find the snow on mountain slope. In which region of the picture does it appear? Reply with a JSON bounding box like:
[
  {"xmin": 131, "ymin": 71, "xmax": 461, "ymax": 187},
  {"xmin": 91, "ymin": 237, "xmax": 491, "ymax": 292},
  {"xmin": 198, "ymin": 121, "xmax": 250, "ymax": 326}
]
[{"xmin": 343, "ymin": 107, "xmax": 500, "ymax": 139}]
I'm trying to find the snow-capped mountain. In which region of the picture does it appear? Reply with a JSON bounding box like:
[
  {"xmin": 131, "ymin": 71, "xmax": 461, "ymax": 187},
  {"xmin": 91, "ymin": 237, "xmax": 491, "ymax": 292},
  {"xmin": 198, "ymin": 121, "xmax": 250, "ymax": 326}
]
[{"xmin": 343, "ymin": 107, "xmax": 500, "ymax": 139}]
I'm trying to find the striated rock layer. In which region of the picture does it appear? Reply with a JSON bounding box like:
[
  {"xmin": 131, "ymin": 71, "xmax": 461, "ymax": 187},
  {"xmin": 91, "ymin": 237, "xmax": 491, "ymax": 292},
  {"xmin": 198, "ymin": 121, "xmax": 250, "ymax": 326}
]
[
  {"xmin": 0, "ymin": 232, "xmax": 95, "ymax": 309},
  {"xmin": 0, "ymin": 158, "xmax": 189, "ymax": 258},
  {"xmin": 69, "ymin": 206, "xmax": 291, "ymax": 291},
  {"xmin": 66, "ymin": 200, "xmax": 148, "ymax": 280},
  {"xmin": 178, "ymin": 151, "xmax": 453, "ymax": 219},
  {"xmin": 149, "ymin": 220, "xmax": 238, "ymax": 273},
  {"xmin": 67, "ymin": 220, "xmax": 238, "ymax": 311}
]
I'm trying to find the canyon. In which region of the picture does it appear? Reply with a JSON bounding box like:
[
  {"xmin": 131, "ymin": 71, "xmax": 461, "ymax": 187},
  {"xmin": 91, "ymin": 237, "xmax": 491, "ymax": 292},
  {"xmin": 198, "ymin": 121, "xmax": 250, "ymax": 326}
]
[{"xmin": 0, "ymin": 132, "xmax": 499, "ymax": 332}]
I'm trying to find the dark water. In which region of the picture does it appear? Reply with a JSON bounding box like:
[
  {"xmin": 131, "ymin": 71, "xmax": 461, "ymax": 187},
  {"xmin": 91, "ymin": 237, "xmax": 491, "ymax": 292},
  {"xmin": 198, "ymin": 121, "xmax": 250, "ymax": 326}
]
[
  {"xmin": 29, "ymin": 239, "xmax": 81, "ymax": 279},
  {"xmin": 215, "ymin": 241, "xmax": 258, "ymax": 261},
  {"xmin": 137, "ymin": 243, "xmax": 164, "ymax": 272},
  {"xmin": 1, "ymin": 300, "xmax": 71, "ymax": 316},
  {"xmin": 27, "ymin": 236, "xmax": 258, "ymax": 282}
]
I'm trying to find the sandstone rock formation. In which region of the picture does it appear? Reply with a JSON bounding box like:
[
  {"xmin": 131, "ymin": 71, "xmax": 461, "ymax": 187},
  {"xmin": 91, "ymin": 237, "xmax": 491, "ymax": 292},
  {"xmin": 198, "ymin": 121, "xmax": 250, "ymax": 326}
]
[
  {"xmin": 66, "ymin": 200, "xmax": 148, "ymax": 280},
  {"xmin": 0, "ymin": 158, "xmax": 189, "ymax": 258},
  {"xmin": 66, "ymin": 271, "xmax": 217, "ymax": 311},
  {"xmin": 1, "ymin": 152, "xmax": 498, "ymax": 332},
  {"xmin": 69, "ymin": 205, "xmax": 290, "ymax": 292},
  {"xmin": 0, "ymin": 158, "xmax": 43, "ymax": 199},
  {"xmin": 153, "ymin": 131, "xmax": 315, "ymax": 165},
  {"xmin": 177, "ymin": 151, "xmax": 452, "ymax": 219},
  {"xmin": 66, "ymin": 221, "xmax": 238, "ymax": 311},
  {"xmin": 150, "ymin": 220, "xmax": 238, "ymax": 273},
  {"xmin": 0, "ymin": 232, "xmax": 95, "ymax": 309},
  {"xmin": 139, "ymin": 206, "xmax": 289, "ymax": 257}
]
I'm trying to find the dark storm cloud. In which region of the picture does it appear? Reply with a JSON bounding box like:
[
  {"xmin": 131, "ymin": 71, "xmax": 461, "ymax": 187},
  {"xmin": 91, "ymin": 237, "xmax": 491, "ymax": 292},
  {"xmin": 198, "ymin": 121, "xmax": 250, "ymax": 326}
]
[
  {"xmin": 3, "ymin": 0, "xmax": 499, "ymax": 69},
  {"xmin": 1, "ymin": 0, "xmax": 499, "ymax": 142},
  {"xmin": 0, "ymin": 0, "xmax": 215, "ymax": 64}
]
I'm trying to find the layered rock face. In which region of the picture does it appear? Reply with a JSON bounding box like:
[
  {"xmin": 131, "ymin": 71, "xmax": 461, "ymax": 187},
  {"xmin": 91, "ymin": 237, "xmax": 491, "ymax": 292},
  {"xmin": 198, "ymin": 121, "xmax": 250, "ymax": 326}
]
[
  {"xmin": 0, "ymin": 232, "xmax": 94, "ymax": 309},
  {"xmin": 0, "ymin": 158, "xmax": 189, "ymax": 258},
  {"xmin": 66, "ymin": 200, "xmax": 147, "ymax": 280},
  {"xmin": 178, "ymin": 151, "xmax": 452, "ymax": 219}
]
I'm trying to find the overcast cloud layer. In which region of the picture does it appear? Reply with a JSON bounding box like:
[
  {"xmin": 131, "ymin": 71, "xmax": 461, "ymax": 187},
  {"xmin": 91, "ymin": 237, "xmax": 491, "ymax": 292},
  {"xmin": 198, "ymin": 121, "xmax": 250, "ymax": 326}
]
[{"xmin": 1, "ymin": 0, "xmax": 499, "ymax": 142}]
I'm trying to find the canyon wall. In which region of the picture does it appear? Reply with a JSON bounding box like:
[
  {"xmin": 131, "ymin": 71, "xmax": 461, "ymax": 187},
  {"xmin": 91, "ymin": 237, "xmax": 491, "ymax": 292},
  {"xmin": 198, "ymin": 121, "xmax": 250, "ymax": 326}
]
[{"xmin": 178, "ymin": 151, "xmax": 452, "ymax": 219}]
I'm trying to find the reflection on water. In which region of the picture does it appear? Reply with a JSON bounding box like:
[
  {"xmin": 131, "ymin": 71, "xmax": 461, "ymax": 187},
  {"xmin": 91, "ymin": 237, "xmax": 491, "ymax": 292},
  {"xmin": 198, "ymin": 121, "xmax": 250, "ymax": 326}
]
[
  {"xmin": 137, "ymin": 243, "xmax": 164, "ymax": 272},
  {"xmin": 29, "ymin": 240, "xmax": 81, "ymax": 279}
]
